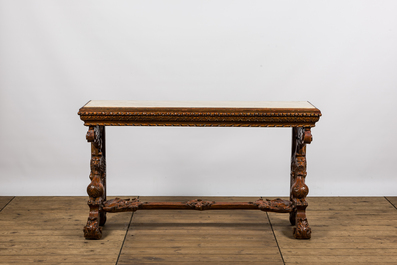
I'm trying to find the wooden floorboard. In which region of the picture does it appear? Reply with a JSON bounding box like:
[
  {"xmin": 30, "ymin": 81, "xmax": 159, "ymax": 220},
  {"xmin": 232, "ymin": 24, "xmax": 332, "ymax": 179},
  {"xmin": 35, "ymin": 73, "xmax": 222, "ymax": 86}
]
[
  {"xmin": 0, "ymin": 196, "xmax": 14, "ymax": 211},
  {"xmin": 0, "ymin": 196, "xmax": 131, "ymax": 264},
  {"xmin": 386, "ymin": 196, "xmax": 397, "ymax": 209},
  {"xmin": 1, "ymin": 196, "xmax": 397, "ymax": 264}
]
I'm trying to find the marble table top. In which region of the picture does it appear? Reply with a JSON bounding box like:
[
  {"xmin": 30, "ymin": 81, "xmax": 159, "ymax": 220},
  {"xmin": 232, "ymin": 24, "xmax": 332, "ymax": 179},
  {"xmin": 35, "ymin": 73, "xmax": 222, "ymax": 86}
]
[{"xmin": 83, "ymin": 100, "xmax": 317, "ymax": 109}]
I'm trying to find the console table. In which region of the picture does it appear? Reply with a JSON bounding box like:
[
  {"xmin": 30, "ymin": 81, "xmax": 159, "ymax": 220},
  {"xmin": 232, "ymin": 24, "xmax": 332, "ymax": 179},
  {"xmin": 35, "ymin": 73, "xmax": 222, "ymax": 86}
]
[{"xmin": 78, "ymin": 100, "xmax": 321, "ymax": 240}]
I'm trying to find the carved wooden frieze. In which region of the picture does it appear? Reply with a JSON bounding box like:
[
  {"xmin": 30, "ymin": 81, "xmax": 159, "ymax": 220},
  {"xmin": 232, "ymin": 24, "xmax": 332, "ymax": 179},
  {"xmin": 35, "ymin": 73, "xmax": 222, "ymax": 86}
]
[
  {"xmin": 78, "ymin": 114, "xmax": 320, "ymax": 127},
  {"xmin": 78, "ymin": 101, "xmax": 321, "ymax": 127}
]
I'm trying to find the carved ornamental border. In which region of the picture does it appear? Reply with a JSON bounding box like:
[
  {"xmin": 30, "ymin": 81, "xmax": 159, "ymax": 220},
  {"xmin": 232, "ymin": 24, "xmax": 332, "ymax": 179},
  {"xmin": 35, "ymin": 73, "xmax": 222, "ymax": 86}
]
[{"xmin": 78, "ymin": 110, "xmax": 321, "ymax": 127}]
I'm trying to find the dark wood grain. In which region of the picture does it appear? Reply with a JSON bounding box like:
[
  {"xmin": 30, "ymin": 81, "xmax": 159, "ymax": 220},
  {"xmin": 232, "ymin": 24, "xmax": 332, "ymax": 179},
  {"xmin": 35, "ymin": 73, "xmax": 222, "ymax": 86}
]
[
  {"xmin": 83, "ymin": 125, "xmax": 107, "ymax": 239},
  {"xmin": 78, "ymin": 100, "xmax": 321, "ymax": 127},
  {"xmin": 290, "ymin": 127, "xmax": 312, "ymax": 239}
]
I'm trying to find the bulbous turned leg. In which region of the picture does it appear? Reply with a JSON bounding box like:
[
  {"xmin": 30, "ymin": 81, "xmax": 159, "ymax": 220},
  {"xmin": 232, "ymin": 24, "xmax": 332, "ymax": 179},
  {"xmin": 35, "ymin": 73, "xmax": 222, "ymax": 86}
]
[
  {"xmin": 84, "ymin": 185, "xmax": 104, "ymax": 239},
  {"xmin": 290, "ymin": 127, "xmax": 312, "ymax": 239},
  {"xmin": 84, "ymin": 125, "xmax": 106, "ymax": 239}
]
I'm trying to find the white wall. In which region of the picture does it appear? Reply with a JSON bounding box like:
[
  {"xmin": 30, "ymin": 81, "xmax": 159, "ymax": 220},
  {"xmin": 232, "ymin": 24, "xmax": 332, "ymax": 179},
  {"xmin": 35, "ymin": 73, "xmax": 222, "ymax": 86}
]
[{"xmin": 1, "ymin": 0, "xmax": 396, "ymax": 196}]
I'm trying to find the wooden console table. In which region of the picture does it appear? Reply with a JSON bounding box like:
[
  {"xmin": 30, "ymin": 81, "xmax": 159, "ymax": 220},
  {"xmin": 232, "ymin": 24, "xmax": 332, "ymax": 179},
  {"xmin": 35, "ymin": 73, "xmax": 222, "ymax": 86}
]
[{"xmin": 78, "ymin": 100, "xmax": 321, "ymax": 240}]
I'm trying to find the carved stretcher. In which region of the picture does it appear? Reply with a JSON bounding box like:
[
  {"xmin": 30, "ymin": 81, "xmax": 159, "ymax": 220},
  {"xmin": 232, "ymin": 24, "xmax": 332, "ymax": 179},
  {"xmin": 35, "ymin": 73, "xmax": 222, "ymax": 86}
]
[{"xmin": 78, "ymin": 100, "xmax": 321, "ymax": 240}]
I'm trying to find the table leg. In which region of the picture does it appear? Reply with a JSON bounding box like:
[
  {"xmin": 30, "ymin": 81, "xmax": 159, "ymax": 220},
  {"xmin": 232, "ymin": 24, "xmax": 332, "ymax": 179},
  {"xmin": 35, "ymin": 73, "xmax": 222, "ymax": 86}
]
[
  {"xmin": 289, "ymin": 128, "xmax": 298, "ymax": 226},
  {"xmin": 99, "ymin": 126, "xmax": 107, "ymax": 226},
  {"xmin": 290, "ymin": 127, "xmax": 312, "ymax": 239},
  {"xmin": 84, "ymin": 125, "xmax": 106, "ymax": 239}
]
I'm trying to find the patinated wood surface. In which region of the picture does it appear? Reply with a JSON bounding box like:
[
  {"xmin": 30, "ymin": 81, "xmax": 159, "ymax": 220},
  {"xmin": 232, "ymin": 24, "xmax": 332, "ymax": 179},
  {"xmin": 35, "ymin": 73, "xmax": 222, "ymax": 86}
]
[
  {"xmin": 78, "ymin": 100, "xmax": 321, "ymax": 127},
  {"xmin": 78, "ymin": 100, "xmax": 321, "ymax": 240},
  {"xmin": 84, "ymin": 125, "xmax": 107, "ymax": 239},
  {"xmin": 289, "ymin": 127, "xmax": 312, "ymax": 238},
  {"xmin": 102, "ymin": 197, "xmax": 294, "ymax": 212}
]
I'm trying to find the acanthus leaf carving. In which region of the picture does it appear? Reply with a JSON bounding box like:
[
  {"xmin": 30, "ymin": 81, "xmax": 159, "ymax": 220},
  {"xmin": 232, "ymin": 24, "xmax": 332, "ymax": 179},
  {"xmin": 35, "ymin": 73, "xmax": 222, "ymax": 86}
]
[
  {"xmin": 294, "ymin": 217, "xmax": 311, "ymax": 239},
  {"xmin": 103, "ymin": 198, "xmax": 142, "ymax": 212},
  {"xmin": 253, "ymin": 198, "xmax": 295, "ymax": 213},
  {"xmin": 186, "ymin": 199, "xmax": 215, "ymax": 210},
  {"xmin": 83, "ymin": 215, "xmax": 102, "ymax": 240}
]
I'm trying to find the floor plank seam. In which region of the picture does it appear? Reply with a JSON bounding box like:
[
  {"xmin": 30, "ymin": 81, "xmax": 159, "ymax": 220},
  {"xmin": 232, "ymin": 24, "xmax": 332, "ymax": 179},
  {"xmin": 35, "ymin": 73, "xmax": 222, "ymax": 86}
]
[
  {"xmin": 0, "ymin": 196, "xmax": 15, "ymax": 212},
  {"xmin": 115, "ymin": 196, "xmax": 137, "ymax": 265},
  {"xmin": 384, "ymin": 197, "xmax": 397, "ymax": 210},
  {"xmin": 266, "ymin": 212, "xmax": 286, "ymax": 265}
]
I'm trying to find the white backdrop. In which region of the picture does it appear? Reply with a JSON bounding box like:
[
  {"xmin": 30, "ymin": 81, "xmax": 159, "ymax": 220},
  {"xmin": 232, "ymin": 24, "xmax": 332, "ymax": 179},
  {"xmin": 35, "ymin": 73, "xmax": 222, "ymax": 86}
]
[{"xmin": 1, "ymin": 1, "xmax": 396, "ymax": 196}]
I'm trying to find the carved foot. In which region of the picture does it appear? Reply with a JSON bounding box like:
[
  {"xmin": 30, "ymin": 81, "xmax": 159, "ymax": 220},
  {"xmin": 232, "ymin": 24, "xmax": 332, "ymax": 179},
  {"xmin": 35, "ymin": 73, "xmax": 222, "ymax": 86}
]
[
  {"xmin": 293, "ymin": 217, "xmax": 311, "ymax": 239},
  {"xmin": 84, "ymin": 216, "xmax": 102, "ymax": 240}
]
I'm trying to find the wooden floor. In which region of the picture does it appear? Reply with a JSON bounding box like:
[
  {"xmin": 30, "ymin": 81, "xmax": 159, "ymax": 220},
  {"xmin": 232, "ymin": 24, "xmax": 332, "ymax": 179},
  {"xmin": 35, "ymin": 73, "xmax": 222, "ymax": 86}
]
[{"xmin": 1, "ymin": 196, "xmax": 397, "ymax": 265}]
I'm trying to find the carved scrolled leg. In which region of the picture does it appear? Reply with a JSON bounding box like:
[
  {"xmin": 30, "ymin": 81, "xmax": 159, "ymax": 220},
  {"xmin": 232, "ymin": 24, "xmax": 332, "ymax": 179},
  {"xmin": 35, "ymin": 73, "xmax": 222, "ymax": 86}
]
[
  {"xmin": 290, "ymin": 127, "xmax": 312, "ymax": 239},
  {"xmin": 84, "ymin": 125, "xmax": 106, "ymax": 239}
]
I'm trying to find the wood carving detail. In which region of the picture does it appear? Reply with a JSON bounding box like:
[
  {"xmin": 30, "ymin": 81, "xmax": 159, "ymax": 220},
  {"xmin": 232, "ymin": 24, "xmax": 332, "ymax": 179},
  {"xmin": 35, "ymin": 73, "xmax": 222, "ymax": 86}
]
[
  {"xmin": 78, "ymin": 109, "xmax": 321, "ymax": 127},
  {"xmin": 83, "ymin": 215, "xmax": 102, "ymax": 240},
  {"xmin": 290, "ymin": 127, "xmax": 312, "ymax": 239},
  {"xmin": 294, "ymin": 217, "xmax": 312, "ymax": 239},
  {"xmin": 90, "ymin": 156, "xmax": 106, "ymax": 175},
  {"xmin": 254, "ymin": 198, "xmax": 295, "ymax": 213},
  {"xmin": 84, "ymin": 125, "xmax": 106, "ymax": 239},
  {"xmin": 86, "ymin": 125, "xmax": 102, "ymax": 150},
  {"xmin": 290, "ymin": 128, "xmax": 311, "ymax": 199},
  {"xmin": 103, "ymin": 198, "xmax": 142, "ymax": 212},
  {"xmin": 79, "ymin": 102, "xmax": 321, "ymax": 240},
  {"xmin": 186, "ymin": 199, "xmax": 215, "ymax": 210},
  {"xmin": 79, "ymin": 114, "xmax": 320, "ymax": 127},
  {"xmin": 79, "ymin": 111, "xmax": 321, "ymax": 118}
]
